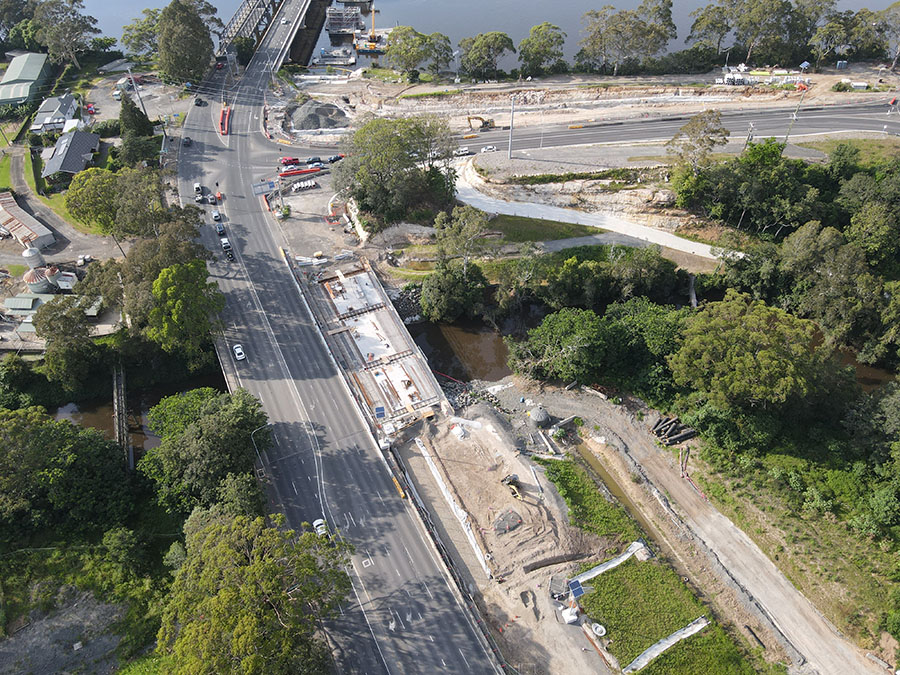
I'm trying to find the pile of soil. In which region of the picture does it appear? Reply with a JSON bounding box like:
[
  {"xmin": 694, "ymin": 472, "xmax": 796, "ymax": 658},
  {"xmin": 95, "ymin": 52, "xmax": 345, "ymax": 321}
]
[{"xmin": 290, "ymin": 100, "xmax": 348, "ymax": 130}]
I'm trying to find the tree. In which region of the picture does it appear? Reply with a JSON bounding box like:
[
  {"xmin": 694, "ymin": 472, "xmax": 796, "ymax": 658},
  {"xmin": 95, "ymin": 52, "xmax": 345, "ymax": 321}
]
[
  {"xmin": 33, "ymin": 295, "xmax": 100, "ymax": 391},
  {"xmin": 122, "ymin": 8, "xmax": 161, "ymax": 58},
  {"xmin": 423, "ymin": 32, "xmax": 452, "ymax": 75},
  {"xmin": 420, "ymin": 261, "xmax": 487, "ymax": 323},
  {"xmin": 333, "ymin": 116, "xmax": 455, "ymax": 223},
  {"xmin": 518, "ymin": 22, "xmax": 566, "ymax": 77},
  {"xmin": 846, "ymin": 201, "xmax": 900, "ymax": 275},
  {"xmin": 157, "ymin": 0, "xmax": 213, "ymax": 84},
  {"xmin": 148, "ymin": 386, "xmax": 221, "ymax": 439},
  {"xmin": 0, "ymin": 0, "xmax": 31, "ymax": 41},
  {"xmin": 138, "ymin": 389, "xmax": 268, "ymax": 513},
  {"xmin": 809, "ymin": 19, "xmax": 848, "ymax": 69},
  {"xmin": 157, "ymin": 514, "xmax": 352, "ymax": 674},
  {"xmin": 667, "ymin": 109, "xmax": 729, "ymax": 175},
  {"xmin": 113, "ymin": 167, "xmax": 169, "ymax": 235},
  {"xmin": 7, "ymin": 17, "xmax": 41, "ymax": 51},
  {"xmin": 65, "ymin": 168, "xmax": 118, "ymax": 234},
  {"xmin": 385, "ymin": 25, "xmax": 427, "ymax": 75},
  {"xmin": 120, "ymin": 93, "xmax": 154, "ymax": 137},
  {"xmin": 507, "ymin": 307, "xmax": 607, "ymax": 383},
  {"xmin": 733, "ymin": 0, "xmax": 792, "ymax": 64},
  {"xmin": 668, "ymin": 289, "xmax": 826, "ymax": 409},
  {"xmin": 884, "ymin": 2, "xmax": 900, "ymax": 69},
  {"xmin": 185, "ymin": 0, "xmax": 223, "ymax": 39},
  {"xmin": 687, "ymin": 2, "xmax": 732, "ymax": 53},
  {"xmin": 233, "ymin": 36, "xmax": 254, "ymax": 66},
  {"xmin": 33, "ymin": 0, "xmax": 99, "ymax": 69},
  {"xmin": 433, "ymin": 205, "xmax": 488, "ymax": 279},
  {"xmin": 0, "ymin": 406, "xmax": 131, "ymax": 542},
  {"xmin": 459, "ymin": 31, "xmax": 515, "ymax": 79},
  {"xmin": 145, "ymin": 259, "xmax": 224, "ymax": 358},
  {"xmin": 90, "ymin": 36, "xmax": 116, "ymax": 53},
  {"xmin": 216, "ymin": 472, "xmax": 265, "ymax": 517},
  {"xmin": 103, "ymin": 526, "xmax": 144, "ymax": 571},
  {"xmin": 120, "ymin": 131, "xmax": 161, "ymax": 166}
]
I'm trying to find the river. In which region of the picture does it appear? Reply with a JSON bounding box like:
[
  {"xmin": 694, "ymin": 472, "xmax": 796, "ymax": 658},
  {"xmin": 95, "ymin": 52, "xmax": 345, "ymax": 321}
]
[
  {"xmin": 52, "ymin": 372, "xmax": 226, "ymax": 454},
  {"xmin": 89, "ymin": 0, "xmax": 891, "ymax": 61}
]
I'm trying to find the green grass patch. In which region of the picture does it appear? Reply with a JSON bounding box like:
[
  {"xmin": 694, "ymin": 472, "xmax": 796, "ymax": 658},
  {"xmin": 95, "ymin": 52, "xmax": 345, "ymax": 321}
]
[
  {"xmin": 536, "ymin": 458, "xmax": 640, "ymax": 542},
  {"xmin": 4, "ymin": 264, "xmax": 27, "ymax": 276},
  {"xmin": 798, "ymin": 137, "xmax": 900, "ymax": 168},
  {"xmin": 0, "ymin": 153, "xmax": 11, "ymax": 190},
  {"xmin": 488, "ymin": 214, "xmax": 602, "ymax": 242},
  {"xmin": 23, "ymin": 149, "xmax": 38, "ymax": 194},
  {"xmin": 363, "ymin": 66, "xmax": 401, "ymax": 82},
  {"xmin": 508, "ymin": 167, "xmax": 662, "ymax": 186},
  {"xmin": 641, "ymin": 622, "xmax": 759, "ymax": 675},
  {"xmin": 399, "ymin": 89, "xmax": 462, "ymax": 99}
]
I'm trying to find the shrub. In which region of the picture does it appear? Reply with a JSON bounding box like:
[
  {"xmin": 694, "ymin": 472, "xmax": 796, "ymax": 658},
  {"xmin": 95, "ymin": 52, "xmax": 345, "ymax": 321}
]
[{"xmin": 93, "ymin": 119, "xmax": 121, "ymax": 138}]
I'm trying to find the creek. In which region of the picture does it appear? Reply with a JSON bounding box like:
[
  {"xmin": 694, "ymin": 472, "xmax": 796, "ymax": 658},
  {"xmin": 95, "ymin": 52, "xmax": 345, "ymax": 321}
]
[{"xmin": 51, "ymin": 373, "xmax": 226, "ymax": 455}]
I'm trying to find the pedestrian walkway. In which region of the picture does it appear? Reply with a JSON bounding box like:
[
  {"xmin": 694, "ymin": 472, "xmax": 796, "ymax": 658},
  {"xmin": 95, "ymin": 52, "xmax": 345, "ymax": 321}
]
[{"xmin": 456, "ymin": 162, "xmax": 719, "ymax": 260}]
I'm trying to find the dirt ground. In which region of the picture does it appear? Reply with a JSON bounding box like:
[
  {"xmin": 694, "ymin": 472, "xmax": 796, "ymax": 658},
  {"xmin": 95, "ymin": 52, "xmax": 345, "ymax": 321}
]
[
  {"xmin": 0, "ymin": 587, "xmax": 124, "ymax": 675},
  {"xmin": 427, "ymin": 376, "xmax": 887, "ymax": 675}
]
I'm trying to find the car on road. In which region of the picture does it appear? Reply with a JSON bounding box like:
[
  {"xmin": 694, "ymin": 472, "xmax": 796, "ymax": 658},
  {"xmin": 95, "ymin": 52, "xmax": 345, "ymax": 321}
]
[
  {"xmin": 207, "ymin": 194, "xmax": 216, "ymax": 204},
  {"xmin": 481, "ymin": 145, "xmax": 496, "ymax": 153},
  {"xmin": 85, "ymin": 103, "xmax": 95, "ymax": 115},
  {"xmin": 280, "ymin": 156, "xmax": 300, "ymax": 165},
  {"xmin": 215, "ymin": 222, "xmax": 226, "ymax": 236},
  {"xmin": 215, "ymin": 62, "xmax": 225, "ymax": 70},
  {"xmin": 220, "ymin": 238, "xmax": 232, "ymax": 251},
  {"xmin": 183, "ymin": 136, "xmax": 192, "ymax": 147},
  {"xmin": 283, "ymin": 164, "xmax": 300, "ymax": 172},
  {"xmin": 232, "ymin": 344, "xmax": 245, "ymax": 360},
  {"xmin": 308, "ymin": 162, "xmax": 324, "ymax": 169},
  {"xmin": 194, "ymin": 182, "xmax": 202, "ymax": 194},
  {"xmin": 194, "ymin": 194, "xmax": 204, "ymax": 203},
  {"xmin": 305, "ymin": 156, "xmax": 322, "ymax": 164},
  {"xmin": 328, "ymin": 154, "xmax": 344, "ymax": 163},
  {"xmin": 281, "ymin": 17, "xmax": 288, "ymax": 23},
  {"xmin": 454, "ymin": 147, "xmax": 472, "ymax": 156},
  {"xmin": 211, "ymin": 210, "xmax": 221, "ymax": 221},
  {"xmin": 313, "ymin": 519, "xmax": 328, "ymax": 536},
  {"xmin": 195, "ymin": 97, "xmax": 204, "ymax": 106},
  {"xmin": 225, "ymin": 250, "xmax": 234, "ymax": 261}
]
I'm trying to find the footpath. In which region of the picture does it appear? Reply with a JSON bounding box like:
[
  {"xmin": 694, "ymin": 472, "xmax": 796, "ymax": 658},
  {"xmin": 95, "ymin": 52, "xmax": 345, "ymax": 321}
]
[{"xmin": 456, "ymin": 160, "xmax": 719, "ymax": 260}]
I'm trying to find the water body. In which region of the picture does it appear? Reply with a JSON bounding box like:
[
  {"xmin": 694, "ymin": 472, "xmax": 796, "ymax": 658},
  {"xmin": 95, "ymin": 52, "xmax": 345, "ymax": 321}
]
[
  {"xmin": 89, "ymin": 0, "xmax": 891, "ymax": 59},
  {"xmin": 52, "ymin": 372, "xmax": 226, "ymax": 455}
]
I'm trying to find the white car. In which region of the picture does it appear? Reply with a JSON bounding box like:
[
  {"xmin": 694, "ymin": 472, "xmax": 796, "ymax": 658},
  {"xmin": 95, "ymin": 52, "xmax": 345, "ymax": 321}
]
[
  {"xmin": 211, "ymin": 209, "xmax": 221, "ymax": 221},
  {"xmin": 281, "ymin": 17, "xmax": 288, "ymax": 24},
  {"xmin": 232, "ymin": 344, "xmax": 245, "ymax": 361},
  {"xmin": 313, "ymin": 518, "xmax": 328, "ymax": 536},
  {"xmin": 454, "ymin": 147, "xmax": 471, "ymax": 157},
  {"xmin": 481, "ymin": 145, "xmax": 496, "ymax": 153}
]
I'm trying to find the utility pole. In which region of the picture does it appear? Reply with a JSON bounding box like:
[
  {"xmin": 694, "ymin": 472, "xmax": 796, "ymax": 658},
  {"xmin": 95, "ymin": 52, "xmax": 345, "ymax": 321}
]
[
  {"xmin": 127, "ymin": 67, "xmax": 167, "ymax": 140},
  {"xmin": 742, "ymin": 122, "xmax": 754, "ymax": 151},
  {"xmin": 782, "ymin": 89, "xmax": 807, "ymax": 151},
  {"xmin": 507, "ymin": 94, "xmax": 516, "ymax": 160}
]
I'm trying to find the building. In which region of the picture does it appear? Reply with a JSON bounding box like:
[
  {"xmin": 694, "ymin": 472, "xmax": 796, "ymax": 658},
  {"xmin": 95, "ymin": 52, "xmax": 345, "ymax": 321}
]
[
  {"xmin": 0, "ymin": 52, "xmax": 50, "ymax": 107},
  {"xmin": 41, "ymin": 130, "xmax": 100, "ymax": 180},
  {"xmin": 30, "ymin": 93, "xmax": 79, "ymax": 134},
  {"xmin": 0, "ymin": 192, "xmax": 55, "ymax": 249}
]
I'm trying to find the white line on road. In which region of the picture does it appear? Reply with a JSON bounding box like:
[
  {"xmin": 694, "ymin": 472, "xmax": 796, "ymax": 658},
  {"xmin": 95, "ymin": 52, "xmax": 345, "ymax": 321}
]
[
  {"xmin": 348, "ymin": 512, "xmax": 356, "ymax": 527},
  {"xmin": 291, "ymin": 481, "xmax": 297, "ymax": 495},
  {"xmin": 459, "ymin": 649, "xmax": 470, "ymax": 668}
]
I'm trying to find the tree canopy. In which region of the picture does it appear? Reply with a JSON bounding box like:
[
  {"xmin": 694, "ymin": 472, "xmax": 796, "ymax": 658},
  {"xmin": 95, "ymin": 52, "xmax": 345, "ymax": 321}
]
[
  {"xmin": 157, "ymin": 0, "xmax": 213, "ymax": 84},
  {"xmin": 459, "ymin": 31, "xmax": 515, "ymax": 79},
  {"xmin": 518, "ymin": 22, "xmax": 566, "ymax": 76},
  {"xmin": 157, "ymin": 513, "xmax": 352, "ymax": 674},
  {"xmin": 33, "ymin": 0, "xmax": 98, "ymax": 69},
  {"xmin": 420, "ymin": 260, "xmax": 487, "ymax": 323},
  {"xmin": 122, "ymin": 8, "xmax": 161, "ymax": 58}
]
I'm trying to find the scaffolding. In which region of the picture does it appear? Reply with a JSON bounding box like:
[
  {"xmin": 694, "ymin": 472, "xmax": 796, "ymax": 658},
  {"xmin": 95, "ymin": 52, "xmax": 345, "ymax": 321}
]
[{"xmin": 325, "ymin": 6, "xmax": 363, "ymax": 34}]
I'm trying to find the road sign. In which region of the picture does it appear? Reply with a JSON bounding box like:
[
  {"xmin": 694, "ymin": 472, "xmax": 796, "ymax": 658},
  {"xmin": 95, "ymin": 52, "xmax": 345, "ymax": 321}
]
[
  {"xmin": 568, "ymin": 580, "xmax": 585, "ymax": 599},
  {"xmin": 251, "ymin": 180, "xmax": 277, "ymax": 195}
]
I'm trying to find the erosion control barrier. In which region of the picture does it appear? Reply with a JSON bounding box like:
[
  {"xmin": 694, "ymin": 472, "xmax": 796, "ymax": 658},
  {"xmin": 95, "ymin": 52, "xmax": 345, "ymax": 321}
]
[{"xmin": 624, "ymin": 616, "xmax": 710, "ymax": 673}]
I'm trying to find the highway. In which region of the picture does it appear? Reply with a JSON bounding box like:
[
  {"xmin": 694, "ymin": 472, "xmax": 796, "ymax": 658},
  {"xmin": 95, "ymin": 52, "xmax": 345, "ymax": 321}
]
[
  {"xmin": 470, "ymin": 99, "xmax": 899, "ymax": 153},
  {"xmin": 176, "ymin": 11, "xmax": 497, "ymax": 675}
]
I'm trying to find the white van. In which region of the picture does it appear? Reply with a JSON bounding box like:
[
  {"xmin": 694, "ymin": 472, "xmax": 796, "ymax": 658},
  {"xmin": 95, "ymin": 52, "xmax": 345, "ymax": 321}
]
[{"xmin": 194, "ymin": 182, "xmax": 202, "ymax": 194}]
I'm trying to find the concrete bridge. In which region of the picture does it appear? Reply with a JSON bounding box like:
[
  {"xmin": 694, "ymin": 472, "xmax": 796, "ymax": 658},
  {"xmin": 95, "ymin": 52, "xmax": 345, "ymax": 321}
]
[{"xmin": 217, "ymin": 0, "xmax": 330, "ymax": 68}]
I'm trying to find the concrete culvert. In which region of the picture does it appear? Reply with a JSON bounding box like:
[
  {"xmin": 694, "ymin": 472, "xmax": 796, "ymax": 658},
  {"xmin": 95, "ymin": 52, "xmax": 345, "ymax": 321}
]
[{"xmin": 290, "ymin": 100, "xmax": 348, "ymax": 130}]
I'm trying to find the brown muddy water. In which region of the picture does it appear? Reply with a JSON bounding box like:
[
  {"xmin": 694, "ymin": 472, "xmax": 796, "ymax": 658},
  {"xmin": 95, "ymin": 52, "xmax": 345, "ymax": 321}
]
[
  {"xmin": 409, "ymin": 320, "xmax": 512, "ymax": 383},
  {"xmin": 52, "ymin": 373, "xmax": 226, "ymax": 455}
]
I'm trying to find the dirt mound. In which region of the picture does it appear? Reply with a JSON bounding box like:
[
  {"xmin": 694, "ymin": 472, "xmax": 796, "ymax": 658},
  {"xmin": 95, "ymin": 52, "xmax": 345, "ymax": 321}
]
[{"xmin": 290, "ymin": 100, "xmax": 348, "ymax": 130}]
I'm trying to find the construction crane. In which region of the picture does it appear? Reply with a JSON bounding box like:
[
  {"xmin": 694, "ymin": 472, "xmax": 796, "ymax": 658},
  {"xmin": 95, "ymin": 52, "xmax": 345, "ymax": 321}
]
[{"xmin": 467, "ymin": 116, "xmax": 495, "ymax": 131}]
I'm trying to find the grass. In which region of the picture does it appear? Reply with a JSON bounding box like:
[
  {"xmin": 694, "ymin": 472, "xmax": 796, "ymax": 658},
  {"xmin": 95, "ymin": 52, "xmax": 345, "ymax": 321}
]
[
  {"xmin": 4, "ymin": 264, "xmax": 27, "ymax": 276},
  {"xmin": 507, "ymin": 167, "xmax": 663, "ymax": 186},
  {"xmin": 363, "ymin": 66, "xmax": 401, "ymax": 82},
  {"xmin": 488, "ymin": 214, "xmax": 602, "ymax": 242},
  {"xmin": 399, "ymin": 89, "xmax": 463, "ymax": 99},
  {"xmin": 536, "ymin": 458, "xmax": 640, "ymax": 543},
  {"xmin": 798, "ymin": 137, "xmax": 900, "ymax": 168},
  {"xmin": 0, "ymin": 153, "xmax": 11, "ymax": 190},
  {"xmin": 118, "ymin": 654, "xmax": 171, "ymax": 674}
]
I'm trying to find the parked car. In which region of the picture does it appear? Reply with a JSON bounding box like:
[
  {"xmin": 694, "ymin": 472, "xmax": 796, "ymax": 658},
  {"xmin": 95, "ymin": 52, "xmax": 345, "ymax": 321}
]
[
  {"xmin": 481, "ymin": 145, "xmax": 496, "ymax": 153},
  {"xmin": 112, "ymin": 90, "xmax": 121, "ymax": 101},
  {"xmin": 215, "ymin": 222, "xmax": 225, "ymax": 236},
  {"xmin": 305, "ymin": 156, "xmax": 322, "ymax": 164},
  {"xmin": 308, "ymin": 162, "xmax": 324, "ymax": 169},
  {"xmin": 207, "ymin": 194, "xmax": 217, "ymax": 205},
  {"xmin": 281, "ymin": 17, "xmax": 288, "ymax": 24},
  {"xmin": 225, "ymin": 250, "xmax": 234, "ymax": 261},
  {"xmin": 194, "ymin": 193, "xmax": 204, "ymax": 203},
  {"xmin": 85, "ymin": 103, "xmax": 95, "ymax": 115},
  {"xmin": 215, "ymin": 62, "xmax": 225, "ymax": 70},
  {"xmin": 313, "ymin": 519, "xmax": 328, "ymax": 536},
  {"xmin": 232, "ymin": 344, "xmax": 245, "ymax": 360},
  {"xmin": 280, "ymin": 156, "xmax": 300, "ymax": 165},
  {"xmin": 328, "ymin": 154, "xmax": 344, "ymax": 163},
  {"xmin": 454, "ymin": 147, "xmax": 472, "ymax": 156},
  {"xmin": 183, "ymin": 136, "xmax": 192, "ymax": 147},
  {"xmin": 211, "ymin": 210, "xmax": 221, "ymax": 221},
  {"xmin": 194, "ymin": 97, "xmax": 204, "ymax": 106},
  {"xmin": 194, "ymin": 182, "xmax": 202, "ymax": 194},
  {"xmin": 220, "ymin": 238, "xmax": 232, "ymax": 251}
]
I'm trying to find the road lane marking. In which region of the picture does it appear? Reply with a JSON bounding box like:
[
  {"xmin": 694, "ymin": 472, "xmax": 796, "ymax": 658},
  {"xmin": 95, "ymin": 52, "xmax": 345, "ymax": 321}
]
[
  {"xmin": 291, "ymin": 481, "xmax": 297, "ymax": 495},
  {"xmin": 348, "ymin": 512, "xmax": 356, "ymax": 527},
  {"xmin": 459, "ymin": 649, "xmax": 470, "ymax": 668}
]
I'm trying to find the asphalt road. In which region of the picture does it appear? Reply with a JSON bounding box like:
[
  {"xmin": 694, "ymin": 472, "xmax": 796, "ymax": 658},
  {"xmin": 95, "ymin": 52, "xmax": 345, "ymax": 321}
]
[
  {"xmin": 471, "ymin": 100, "xmax": 900, "ymax": 153},
  {"xmin": 176, "ymin": 10, "xmax": 497, "ymax": 675}
]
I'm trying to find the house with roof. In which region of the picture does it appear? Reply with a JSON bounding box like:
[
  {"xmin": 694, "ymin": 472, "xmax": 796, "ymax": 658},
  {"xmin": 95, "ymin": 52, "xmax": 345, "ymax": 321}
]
[
  {"xmin": 0, "ymin": 52, "xmax": 50, "ymax": 107},
  {"xmin": 0, "ymin": 192, "xmax": 55, "ymax": 249},
  {"xmin": 30, "ymin": 93, "xmax": 79, "ymax": 134},
  {"xmin": 41, "ymin": 130, "xmax": 99, "ymax": 181}
]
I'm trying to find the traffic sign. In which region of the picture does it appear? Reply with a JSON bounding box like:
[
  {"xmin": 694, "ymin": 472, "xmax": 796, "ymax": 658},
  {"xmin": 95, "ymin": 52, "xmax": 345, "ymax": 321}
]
[{"xmin": 251, "ymin": 180, "xmax": 277, "ymax": 195}]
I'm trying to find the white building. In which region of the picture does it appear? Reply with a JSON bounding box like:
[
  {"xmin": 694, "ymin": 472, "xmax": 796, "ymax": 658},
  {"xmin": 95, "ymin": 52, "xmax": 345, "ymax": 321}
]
[{"xmin": 30, "ymin": 93, "xmax": 79, "ymax": 134}]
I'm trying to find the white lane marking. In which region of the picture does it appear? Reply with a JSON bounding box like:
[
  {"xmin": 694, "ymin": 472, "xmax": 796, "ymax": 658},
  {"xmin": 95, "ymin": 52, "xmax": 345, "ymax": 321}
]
[
  {"xmin": 396, "ymin": 568, "xmax": 401, "ymax": 578},
  {"xmin": 291, "ymin": 481, "xmax": 298, "ymax": 495},
  {"xmin": 344, "ymin": 512, "xmax": 350, "ymax": 529},
  {"xmin": 377, "ymin": 491, "xmax": 385, "ymax": 505},
  {"xmin": 458, "ymin": 649, "xmax": 470, "ymax": 668},
  {"xmin": 429, "ymin": 635, "xmax": 434, "ymax": 642},
  {"xmin": 348, "ymin": 512, "xmax": 356, "ymax": 527}
]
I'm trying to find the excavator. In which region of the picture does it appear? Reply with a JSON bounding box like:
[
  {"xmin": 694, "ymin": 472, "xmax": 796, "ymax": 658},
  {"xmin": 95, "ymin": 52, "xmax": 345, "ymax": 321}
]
[
  {"xmin": 502, "ymin": 474, "xmax": 524, "ymax": 501},
  {"xmin": 467, "ymin": 116, "xmax": 496, "ymax": 131}
]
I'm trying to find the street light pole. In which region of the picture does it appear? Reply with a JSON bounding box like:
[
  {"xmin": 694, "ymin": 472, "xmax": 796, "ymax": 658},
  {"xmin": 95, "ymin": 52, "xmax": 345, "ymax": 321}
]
[{"xmin": 250, "ymin": 424, "xmax": 269, "ymax": 465}]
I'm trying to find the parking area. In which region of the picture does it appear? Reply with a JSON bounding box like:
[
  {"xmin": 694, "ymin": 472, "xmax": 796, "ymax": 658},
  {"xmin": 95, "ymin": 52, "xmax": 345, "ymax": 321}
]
[{"xmin": 84, "ymin": 73, "xmax": 194, "ymax": 131}]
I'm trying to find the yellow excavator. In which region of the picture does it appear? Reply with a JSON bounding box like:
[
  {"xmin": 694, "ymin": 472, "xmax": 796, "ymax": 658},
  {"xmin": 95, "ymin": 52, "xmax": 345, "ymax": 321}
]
[
  {"xmin": 467, "ymin": 116, "xmax": 495, "ymax": 131},
  {"xmin": 502, "ymin": 474, "xmax": 524, "ymax": 501}
]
